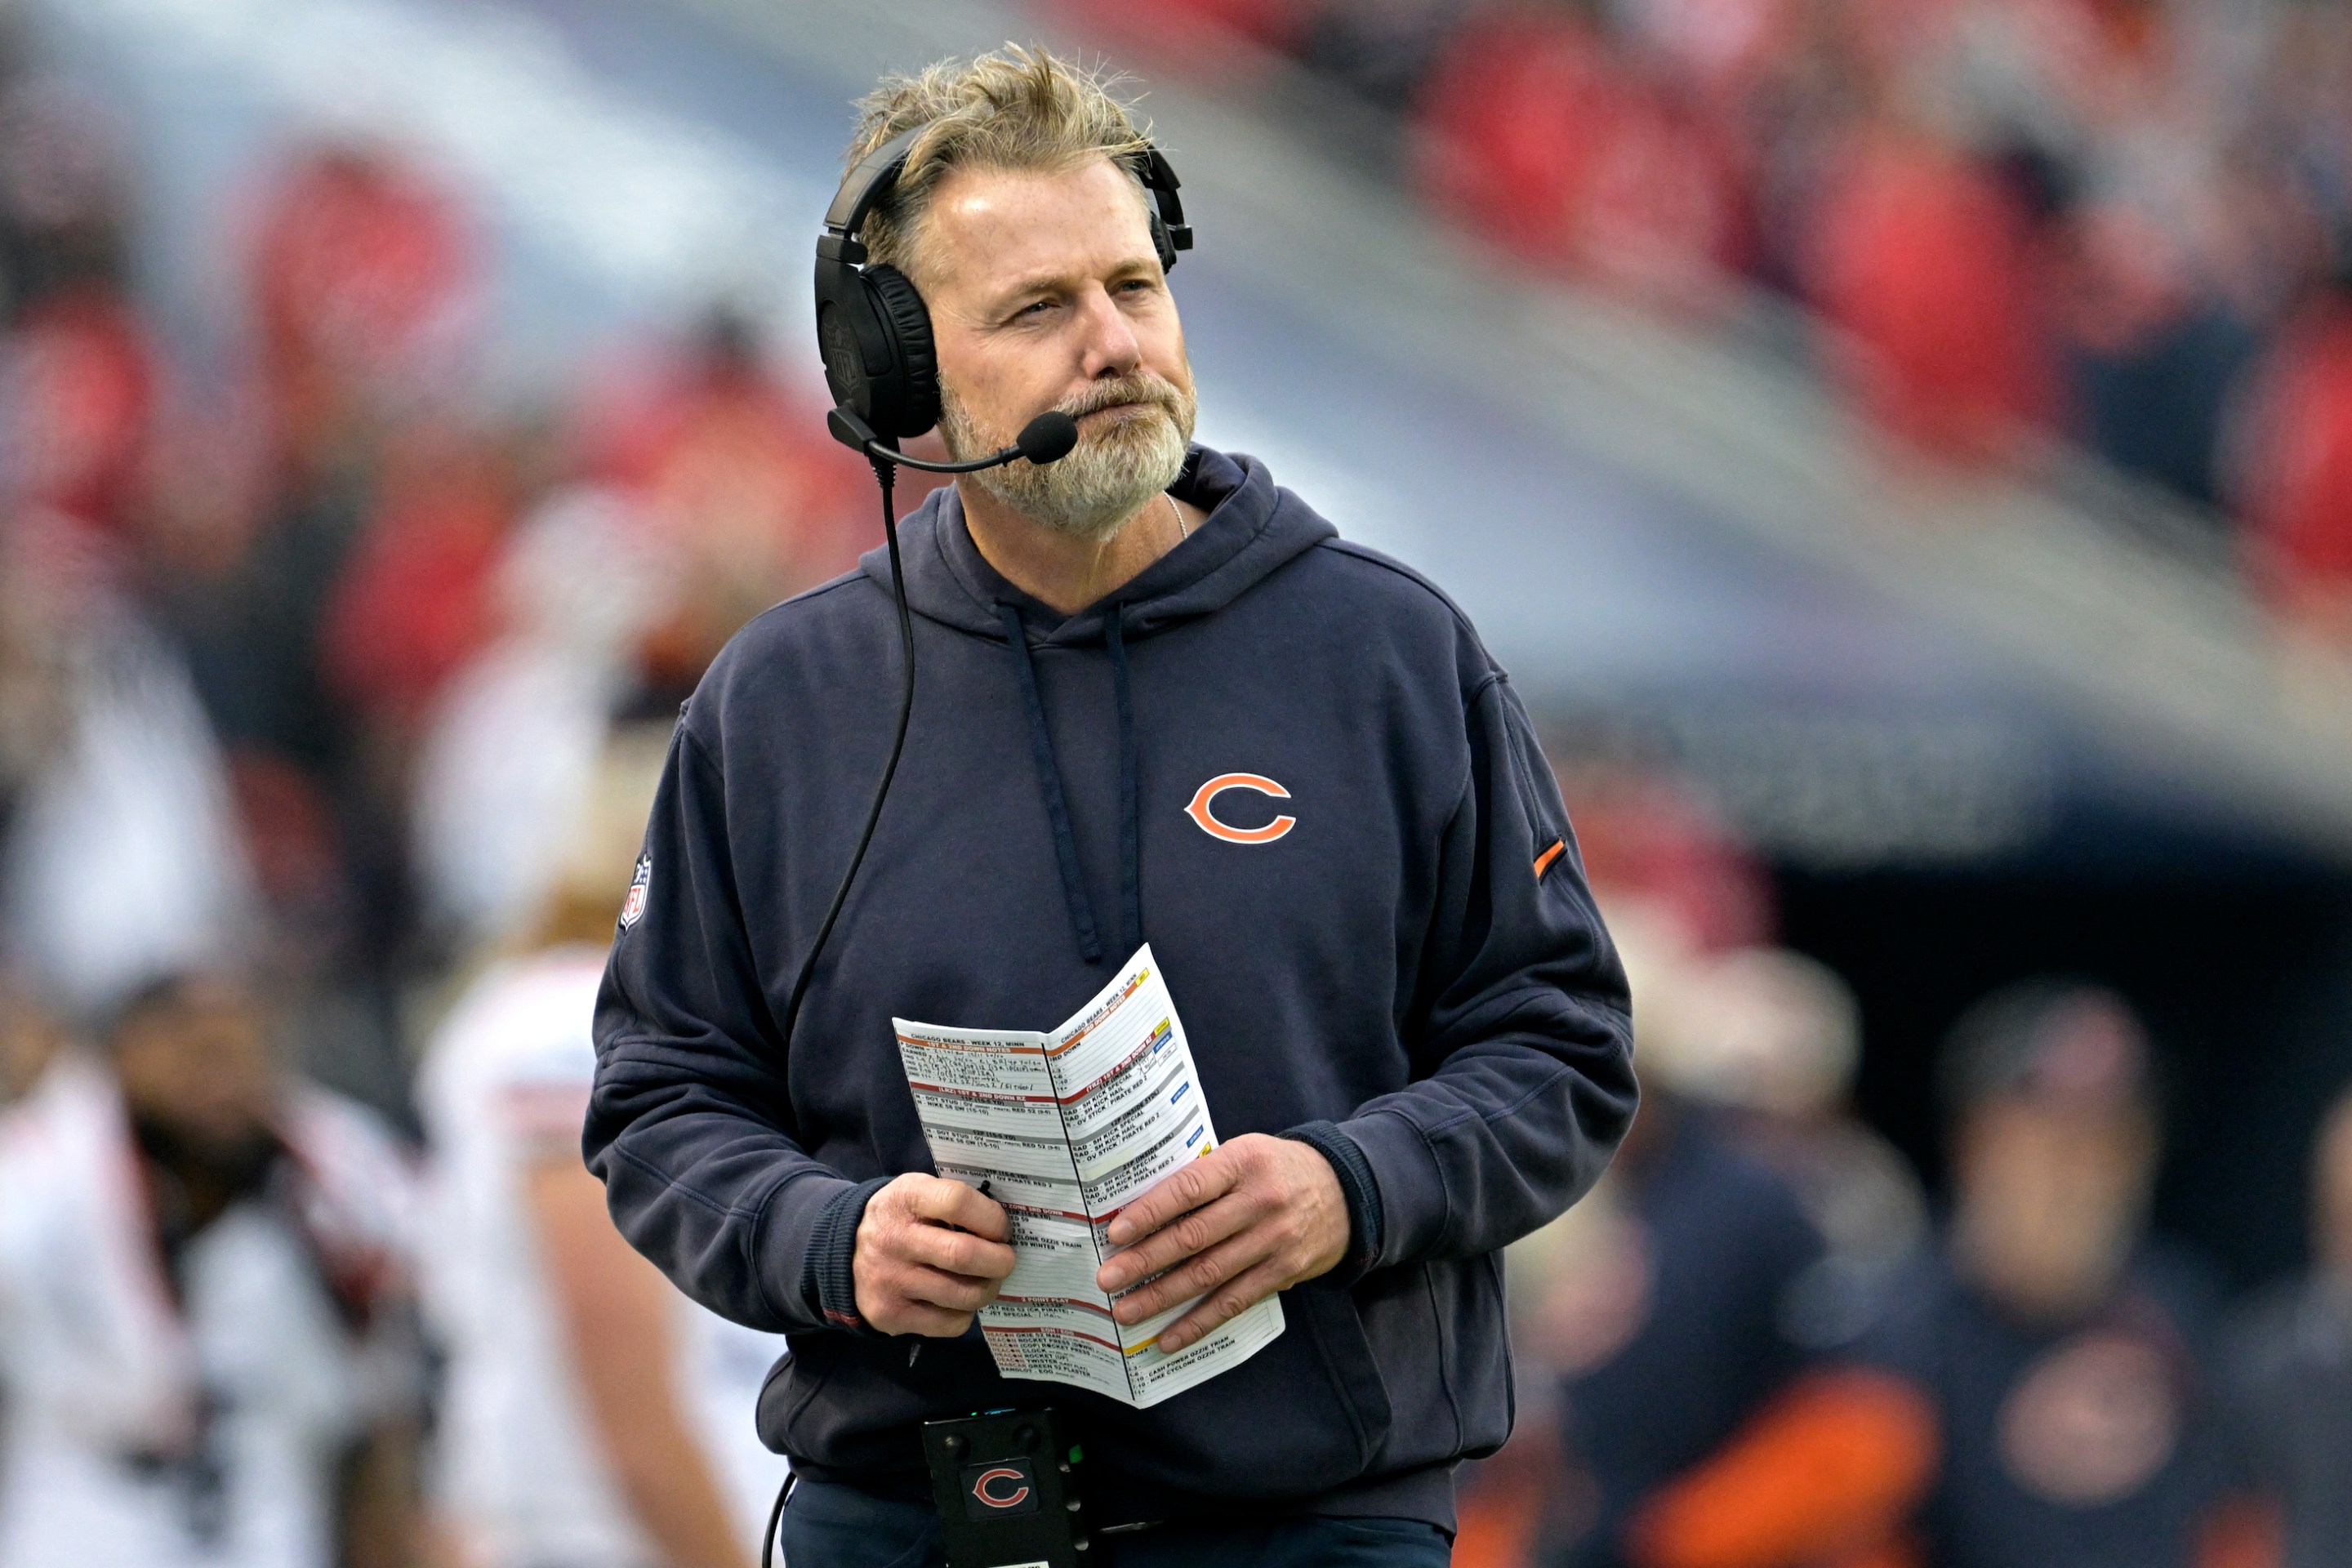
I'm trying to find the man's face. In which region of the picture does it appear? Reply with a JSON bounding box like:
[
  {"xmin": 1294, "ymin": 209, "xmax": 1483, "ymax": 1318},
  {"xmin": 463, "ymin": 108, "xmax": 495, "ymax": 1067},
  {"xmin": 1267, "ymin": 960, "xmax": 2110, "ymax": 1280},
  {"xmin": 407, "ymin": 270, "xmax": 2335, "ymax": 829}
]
[
  {"xmin": 916, "ymin": 157, "xmax": 1197, "ymax": 537},
  {"xmin": 1953, "ymin": 1097, "xmax": 2156, "ymax": 1321},
  {"xmin": 112, "ymin": 981, "xmax": 278, "ymax": 1154}
]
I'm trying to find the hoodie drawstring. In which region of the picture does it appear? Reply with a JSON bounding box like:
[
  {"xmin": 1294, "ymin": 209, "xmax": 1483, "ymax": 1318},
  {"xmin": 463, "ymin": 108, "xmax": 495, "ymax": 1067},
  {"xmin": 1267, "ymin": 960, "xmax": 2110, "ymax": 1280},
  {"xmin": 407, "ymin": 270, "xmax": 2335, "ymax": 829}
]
[
  {"xmin": 997, "ymin": 601, "xmax": 1145, "ymax": 964},
  {"xmin": 1104, "ymin": 608, "xmax": 1143, "ymax": 957},
  {"xmin": 1000, "ymin": 602, "xmax": 1105, "ymax": 964}
]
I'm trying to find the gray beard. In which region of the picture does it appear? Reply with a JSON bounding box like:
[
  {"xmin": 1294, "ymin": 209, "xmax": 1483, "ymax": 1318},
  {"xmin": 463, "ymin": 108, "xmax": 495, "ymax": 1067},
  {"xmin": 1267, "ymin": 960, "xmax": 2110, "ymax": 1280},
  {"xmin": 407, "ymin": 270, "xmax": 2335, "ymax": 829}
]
[{"xmin": 940, "ymin": 378, "xmax": 1196, "ymax": 540}]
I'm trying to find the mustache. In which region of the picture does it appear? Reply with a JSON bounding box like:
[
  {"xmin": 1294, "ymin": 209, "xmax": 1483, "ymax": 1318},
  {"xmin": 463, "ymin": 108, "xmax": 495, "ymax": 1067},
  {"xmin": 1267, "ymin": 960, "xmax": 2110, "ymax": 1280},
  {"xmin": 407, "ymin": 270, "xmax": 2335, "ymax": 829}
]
[{"xmin": 1054, "ymin": 375, "xmax": 1188, "ymax": 423}]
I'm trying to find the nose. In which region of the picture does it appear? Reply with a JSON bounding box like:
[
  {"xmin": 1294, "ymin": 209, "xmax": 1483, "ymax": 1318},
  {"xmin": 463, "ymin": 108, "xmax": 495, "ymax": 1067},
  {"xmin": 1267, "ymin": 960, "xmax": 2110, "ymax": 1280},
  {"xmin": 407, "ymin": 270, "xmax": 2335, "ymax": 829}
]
[{"xmin": 1073, "ymin": 282, "xmax": 1142, "ymax": 381}]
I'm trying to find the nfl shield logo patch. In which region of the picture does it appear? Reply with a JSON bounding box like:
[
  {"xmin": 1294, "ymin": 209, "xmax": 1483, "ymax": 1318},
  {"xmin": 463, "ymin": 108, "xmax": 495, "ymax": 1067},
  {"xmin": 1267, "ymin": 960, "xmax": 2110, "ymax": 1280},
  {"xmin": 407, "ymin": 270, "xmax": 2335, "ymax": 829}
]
[{"xmin": 619, "ymin": 854, "xmax": 651, "ymax": 930}]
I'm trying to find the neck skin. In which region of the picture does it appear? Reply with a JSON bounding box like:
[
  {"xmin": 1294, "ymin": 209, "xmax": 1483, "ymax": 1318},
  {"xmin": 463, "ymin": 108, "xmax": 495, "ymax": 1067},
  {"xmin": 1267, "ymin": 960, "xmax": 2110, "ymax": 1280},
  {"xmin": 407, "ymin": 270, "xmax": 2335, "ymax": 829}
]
[{"xmin": 957, "ymin": 479, "xmax": 1208, "ymax": 615}]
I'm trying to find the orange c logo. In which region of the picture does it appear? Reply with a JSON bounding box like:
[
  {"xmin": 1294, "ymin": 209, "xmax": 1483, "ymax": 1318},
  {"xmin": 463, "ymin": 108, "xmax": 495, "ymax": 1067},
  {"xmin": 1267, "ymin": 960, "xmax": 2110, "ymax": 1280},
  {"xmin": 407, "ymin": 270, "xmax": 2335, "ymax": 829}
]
[{"xmin": 1184, "ymin": 773, "xmax": 1296, "ymax": 844}]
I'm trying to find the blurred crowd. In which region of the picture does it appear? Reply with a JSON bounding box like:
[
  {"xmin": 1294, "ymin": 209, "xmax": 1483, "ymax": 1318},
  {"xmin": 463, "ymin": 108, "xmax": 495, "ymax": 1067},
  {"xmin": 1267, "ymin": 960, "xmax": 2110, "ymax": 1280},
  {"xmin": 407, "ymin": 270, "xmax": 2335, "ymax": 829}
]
[
  {"xmin": 4, "ymin": 6, "xmax": 2352, "ymax": 1568},
  {"xmin": 1061, "ymin": 0, "xmax": 2352, "ymax": 641},
  {"xmin": 0, "ymin": 11, "xmax": 869, "ymax": 1566}
]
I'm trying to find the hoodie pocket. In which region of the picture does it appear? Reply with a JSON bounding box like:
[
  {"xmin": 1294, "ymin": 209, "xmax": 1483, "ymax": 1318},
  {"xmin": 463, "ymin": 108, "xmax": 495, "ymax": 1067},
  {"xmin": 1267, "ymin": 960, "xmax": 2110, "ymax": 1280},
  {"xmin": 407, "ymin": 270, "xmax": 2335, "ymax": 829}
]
[
  {"xmin": 1294, "ymin": 1285, "xmax": 1396, "ymax": 1471},
  {"xmin": 758, "ymin": 1334, "xmax": 837, "ymax": 1455},
  {"xmin": 1461, "ymin": 1251, "xmax": 1514, "ymax": 1456}
]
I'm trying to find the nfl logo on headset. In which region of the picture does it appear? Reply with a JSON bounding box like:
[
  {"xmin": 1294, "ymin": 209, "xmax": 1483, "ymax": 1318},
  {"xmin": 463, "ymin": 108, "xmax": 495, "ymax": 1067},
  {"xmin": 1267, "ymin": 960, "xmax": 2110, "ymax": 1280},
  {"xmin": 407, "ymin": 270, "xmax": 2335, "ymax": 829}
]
[{"xmin": 620, "ymin": 855, "xmax": 651, "ymax": 929}]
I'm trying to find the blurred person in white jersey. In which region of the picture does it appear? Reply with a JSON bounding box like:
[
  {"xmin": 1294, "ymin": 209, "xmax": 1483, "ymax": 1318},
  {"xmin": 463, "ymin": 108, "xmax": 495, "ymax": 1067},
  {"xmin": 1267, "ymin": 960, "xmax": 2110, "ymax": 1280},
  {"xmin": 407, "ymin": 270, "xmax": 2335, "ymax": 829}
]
[
  {"xmin": 0, "ymin": 970, "xmax": 423, "ymax": 1568},
  {"xmin": 416, "ymin": 723, "xmax": 787, "ymax": 1568}
]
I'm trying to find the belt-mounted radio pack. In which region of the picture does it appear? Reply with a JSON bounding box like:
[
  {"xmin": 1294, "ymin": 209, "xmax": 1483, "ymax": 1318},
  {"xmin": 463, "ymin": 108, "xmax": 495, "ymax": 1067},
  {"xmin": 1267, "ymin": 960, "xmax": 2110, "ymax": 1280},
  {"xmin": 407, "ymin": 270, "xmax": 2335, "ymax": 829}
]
[{"xmin": 924, "ymin": 1407, "xmax": 1089, "ymax": 1568}]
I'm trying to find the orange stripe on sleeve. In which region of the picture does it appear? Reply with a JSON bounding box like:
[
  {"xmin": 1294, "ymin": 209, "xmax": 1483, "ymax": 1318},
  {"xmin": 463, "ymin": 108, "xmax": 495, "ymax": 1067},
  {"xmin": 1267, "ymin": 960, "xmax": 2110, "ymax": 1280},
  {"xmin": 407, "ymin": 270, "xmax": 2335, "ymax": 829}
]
[
  {"xmin": 1625, "ymin": 1368, "xmax": 1940, "ymax": 1568},
  {"xmin": 1534, "ymin": 839, "xmax": 1566, "ymax": 879}
]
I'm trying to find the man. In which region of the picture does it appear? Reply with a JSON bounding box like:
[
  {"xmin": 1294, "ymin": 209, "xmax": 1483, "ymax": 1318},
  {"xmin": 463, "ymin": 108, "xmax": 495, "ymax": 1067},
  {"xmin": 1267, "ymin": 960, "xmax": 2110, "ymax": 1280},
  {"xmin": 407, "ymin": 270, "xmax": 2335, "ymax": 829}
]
[
  {"xmin": 0, "ymin": 971, "xmax": 421, "ymax": 1568},
  {"xmin": 417, "ymin": 726, "xmax": 786, "ymax": 1568},
  {"xmin": 1463, "ymin": 915, "xmax": 1827, "ymax": 1568},
  {"xmin": 1525, "ymin": 1094, "xmax": 1827, "ymax": 1568},
  {"xmin": 1659, "ymin": 945, "xmax": 1927, "ymax": 1348},
  {"xmin": 587, "ymin": 47, "xmax": 1635, "ymax": 1568}
]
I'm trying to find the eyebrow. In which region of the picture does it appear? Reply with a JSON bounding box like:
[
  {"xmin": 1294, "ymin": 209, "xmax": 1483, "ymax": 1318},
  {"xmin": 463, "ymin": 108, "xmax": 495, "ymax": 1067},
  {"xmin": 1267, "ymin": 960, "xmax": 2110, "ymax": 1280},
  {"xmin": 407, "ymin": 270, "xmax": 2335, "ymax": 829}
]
[{"xmin": 985, "ymin": 256, "xmax": 1162, "ymax": 314}]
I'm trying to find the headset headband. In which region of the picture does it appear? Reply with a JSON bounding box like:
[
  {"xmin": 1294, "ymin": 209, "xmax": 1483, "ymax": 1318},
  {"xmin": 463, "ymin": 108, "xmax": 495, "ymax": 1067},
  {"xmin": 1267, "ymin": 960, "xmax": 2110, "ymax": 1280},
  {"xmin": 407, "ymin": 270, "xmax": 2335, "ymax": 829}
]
[{"xmin": 817, "ymin": 127, "xmax": 1192, "ymax": 270}]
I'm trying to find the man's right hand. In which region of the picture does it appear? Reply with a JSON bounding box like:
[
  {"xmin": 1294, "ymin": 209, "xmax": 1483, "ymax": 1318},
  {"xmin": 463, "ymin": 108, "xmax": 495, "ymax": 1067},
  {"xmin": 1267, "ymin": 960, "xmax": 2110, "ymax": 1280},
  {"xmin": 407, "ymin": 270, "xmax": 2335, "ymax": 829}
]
[{"xmin": 851, "ymin": 1174, "xmax": 1018, "ymax": 1336}]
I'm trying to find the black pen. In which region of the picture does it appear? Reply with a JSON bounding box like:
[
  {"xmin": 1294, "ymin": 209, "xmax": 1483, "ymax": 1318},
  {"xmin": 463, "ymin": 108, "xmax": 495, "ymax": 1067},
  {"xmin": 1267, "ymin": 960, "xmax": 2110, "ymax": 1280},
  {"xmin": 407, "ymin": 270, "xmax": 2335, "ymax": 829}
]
[{"xmin": 911, "ymin": 1180, "xmax": 999, "ymax": 1368}]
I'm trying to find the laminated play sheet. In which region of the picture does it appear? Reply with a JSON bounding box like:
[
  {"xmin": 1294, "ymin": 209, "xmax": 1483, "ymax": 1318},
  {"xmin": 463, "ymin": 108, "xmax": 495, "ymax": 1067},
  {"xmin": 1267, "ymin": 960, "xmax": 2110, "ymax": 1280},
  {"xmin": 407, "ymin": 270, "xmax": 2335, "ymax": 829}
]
[{"xmin": 893, "ymin": 946, "xmax": 1283, "ymax": 1408}]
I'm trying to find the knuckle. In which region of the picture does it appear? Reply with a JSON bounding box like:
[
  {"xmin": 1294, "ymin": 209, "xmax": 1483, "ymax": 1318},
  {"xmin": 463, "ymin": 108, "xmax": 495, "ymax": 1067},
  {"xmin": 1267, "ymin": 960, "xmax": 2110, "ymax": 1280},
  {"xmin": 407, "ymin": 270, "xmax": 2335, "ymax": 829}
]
[{"xmin": 1177, "ymin": 1254, "xmax": 1226, "ymax": 1294}]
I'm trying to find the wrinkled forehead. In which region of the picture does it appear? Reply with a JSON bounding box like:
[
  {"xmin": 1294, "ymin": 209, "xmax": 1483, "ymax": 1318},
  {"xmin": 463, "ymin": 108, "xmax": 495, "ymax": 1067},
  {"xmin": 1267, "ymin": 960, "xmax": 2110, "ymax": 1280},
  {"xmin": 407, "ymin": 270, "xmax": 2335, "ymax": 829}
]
[{"xmin": 910, "ymin": 157, "xmax": 1159, "ymax": 296}]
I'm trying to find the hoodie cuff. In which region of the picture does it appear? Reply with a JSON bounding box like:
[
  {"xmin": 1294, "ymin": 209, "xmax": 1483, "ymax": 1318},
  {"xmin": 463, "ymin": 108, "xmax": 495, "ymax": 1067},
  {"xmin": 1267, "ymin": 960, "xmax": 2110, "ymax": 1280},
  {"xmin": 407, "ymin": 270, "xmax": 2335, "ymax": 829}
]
[
  {"xmin": 1325, "ymin": 1110, "xmax": 1449, "ymax": 1272},
  {"xmin": 1281, "ymin": 1121, "xmax": 1384, "ymax": 1289},
  {"xmin": 796, "ymin": 1176, "xmax": 891, "ymax": 1335}
]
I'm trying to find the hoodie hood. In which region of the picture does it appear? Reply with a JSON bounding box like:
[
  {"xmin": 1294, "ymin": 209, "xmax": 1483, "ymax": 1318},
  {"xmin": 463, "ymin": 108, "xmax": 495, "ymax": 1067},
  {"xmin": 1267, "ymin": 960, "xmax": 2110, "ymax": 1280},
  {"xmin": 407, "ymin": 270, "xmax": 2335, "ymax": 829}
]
[{"xmin": 859, "ymin": 446, "xmax": 1338, "ymax": 645}]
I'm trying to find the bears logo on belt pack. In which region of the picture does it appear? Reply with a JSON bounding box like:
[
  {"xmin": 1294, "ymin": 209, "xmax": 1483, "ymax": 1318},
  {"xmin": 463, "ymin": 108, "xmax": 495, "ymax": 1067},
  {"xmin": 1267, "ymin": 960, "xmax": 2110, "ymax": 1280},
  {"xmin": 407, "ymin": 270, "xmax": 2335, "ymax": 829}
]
[{"xmin": 960, "ymin": 1459, "xmax": 1040, "ymax": 1517}]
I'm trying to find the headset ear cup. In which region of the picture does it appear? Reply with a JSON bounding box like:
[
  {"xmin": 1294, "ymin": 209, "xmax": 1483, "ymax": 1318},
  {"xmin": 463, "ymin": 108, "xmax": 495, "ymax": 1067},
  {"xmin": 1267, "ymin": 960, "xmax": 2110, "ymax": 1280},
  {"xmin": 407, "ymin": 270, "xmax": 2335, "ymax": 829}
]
[
  {"xmin": 814, "ymin": 253, "xmax": 879, "ymax": 421},
  {"xmin": 864, "ymin": 265, "xmax": 940, "ymax": 438}
]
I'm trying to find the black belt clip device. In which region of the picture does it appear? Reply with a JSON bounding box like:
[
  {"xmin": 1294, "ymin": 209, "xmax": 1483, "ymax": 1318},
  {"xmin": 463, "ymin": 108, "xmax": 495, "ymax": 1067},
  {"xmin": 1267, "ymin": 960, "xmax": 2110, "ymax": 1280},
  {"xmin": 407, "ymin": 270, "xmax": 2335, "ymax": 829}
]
[{"xmin": 923, "ymin": 1407, "xmax": 1088, "ymax": 1568}]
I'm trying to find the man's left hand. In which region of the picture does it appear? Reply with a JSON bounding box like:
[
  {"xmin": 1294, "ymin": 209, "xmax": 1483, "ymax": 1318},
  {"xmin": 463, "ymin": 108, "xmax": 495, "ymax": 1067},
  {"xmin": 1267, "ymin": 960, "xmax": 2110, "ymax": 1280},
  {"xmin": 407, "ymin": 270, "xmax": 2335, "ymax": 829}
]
[{"xmin": 1095, "ymin": 1133, "xmax": 1350, "ymax": 1352}]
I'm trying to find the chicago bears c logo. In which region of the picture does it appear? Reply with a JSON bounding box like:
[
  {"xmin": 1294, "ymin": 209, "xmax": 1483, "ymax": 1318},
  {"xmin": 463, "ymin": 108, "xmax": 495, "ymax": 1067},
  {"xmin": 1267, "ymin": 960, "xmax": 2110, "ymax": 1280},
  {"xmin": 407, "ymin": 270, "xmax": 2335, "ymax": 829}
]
[
  {"xmin": 1184, "ymin": 773, "xmax": 1295, "ymax": 844},
  {"xmin": 971, "ymin": 1467, "xmax": 1032, "ymax": 1509}
]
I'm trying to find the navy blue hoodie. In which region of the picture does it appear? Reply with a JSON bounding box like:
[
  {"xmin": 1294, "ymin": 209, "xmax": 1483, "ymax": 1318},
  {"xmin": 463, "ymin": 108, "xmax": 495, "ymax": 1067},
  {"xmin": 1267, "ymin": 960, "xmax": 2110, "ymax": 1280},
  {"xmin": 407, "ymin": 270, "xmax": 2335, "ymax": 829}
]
[{"xmin": 587, "ymin": 446, "xmax": 1636, "ymax": 1529}]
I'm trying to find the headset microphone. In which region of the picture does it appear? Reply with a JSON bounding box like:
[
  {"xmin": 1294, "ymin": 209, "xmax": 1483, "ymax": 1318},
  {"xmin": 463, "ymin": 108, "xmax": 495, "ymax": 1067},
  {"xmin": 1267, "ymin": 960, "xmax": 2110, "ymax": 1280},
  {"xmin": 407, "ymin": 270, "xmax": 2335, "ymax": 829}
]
[{"xmin": 826, "ymin": 408, "xmax": 1080, "ymax": 473}]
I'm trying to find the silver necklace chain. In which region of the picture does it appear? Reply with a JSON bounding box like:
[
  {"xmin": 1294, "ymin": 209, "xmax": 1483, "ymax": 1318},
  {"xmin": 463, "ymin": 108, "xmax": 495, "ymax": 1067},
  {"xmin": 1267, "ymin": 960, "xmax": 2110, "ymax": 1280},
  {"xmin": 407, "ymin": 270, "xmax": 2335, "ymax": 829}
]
[{"xmin": 1167, "ymin": 492, "xmax": 1188, "ymax": 541}]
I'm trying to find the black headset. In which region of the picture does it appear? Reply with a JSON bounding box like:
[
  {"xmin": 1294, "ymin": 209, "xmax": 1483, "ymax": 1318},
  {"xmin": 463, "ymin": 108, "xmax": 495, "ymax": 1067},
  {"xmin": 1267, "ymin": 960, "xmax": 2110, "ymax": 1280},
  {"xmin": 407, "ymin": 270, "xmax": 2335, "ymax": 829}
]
[{"xmin": 813, "ymin": 127, "xmax": 1193, "ymax": 446}]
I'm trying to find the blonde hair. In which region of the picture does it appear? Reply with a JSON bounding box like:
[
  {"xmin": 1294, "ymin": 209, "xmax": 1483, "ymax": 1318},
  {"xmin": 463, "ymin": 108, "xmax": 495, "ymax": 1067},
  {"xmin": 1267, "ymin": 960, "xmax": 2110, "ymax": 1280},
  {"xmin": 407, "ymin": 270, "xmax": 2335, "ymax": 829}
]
[{"xmin": 846, "ymin": 45, "xmax": 1154, "ymax": 278}]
